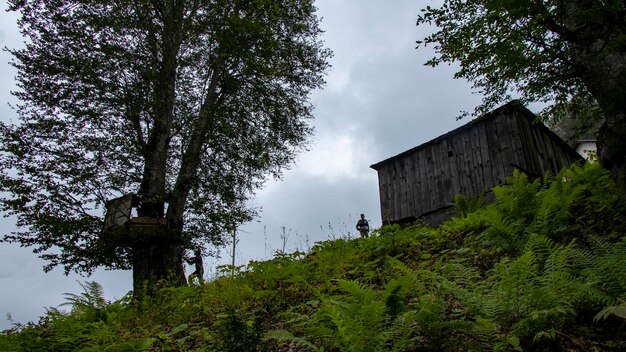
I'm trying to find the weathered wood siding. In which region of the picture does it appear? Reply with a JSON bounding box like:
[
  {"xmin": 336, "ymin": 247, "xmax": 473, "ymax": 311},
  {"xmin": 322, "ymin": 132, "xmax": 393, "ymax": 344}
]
[
  {"xmin": 513, "ymin": 111, "xmax": 583, "ymax": 177},
  {"xmin": 372, "ymin": 102, "xmax": 582, "ymax": 225}
]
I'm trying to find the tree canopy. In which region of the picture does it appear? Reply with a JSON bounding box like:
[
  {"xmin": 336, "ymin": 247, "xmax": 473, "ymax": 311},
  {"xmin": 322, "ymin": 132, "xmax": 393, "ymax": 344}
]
[
  {"xmin": 0, "ymin": 0, "xmax": 331, "ymax": 289},
  {"xmin": 417, "ymin": 0, "xmax": 626, "ymax": 191},
  {"xmin": 417, "ymin": 0, "xmax": 624, "ymax": 115}
]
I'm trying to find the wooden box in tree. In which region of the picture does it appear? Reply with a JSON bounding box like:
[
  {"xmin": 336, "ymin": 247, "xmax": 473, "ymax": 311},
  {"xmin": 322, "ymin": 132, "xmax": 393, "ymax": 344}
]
[
  {"xmin": 102, "ymin": 194, "xmax": 135, "ymax": 235},
  {"xmin": 101, "ymin": 194, "xmax": 168, "ymax": 245}
]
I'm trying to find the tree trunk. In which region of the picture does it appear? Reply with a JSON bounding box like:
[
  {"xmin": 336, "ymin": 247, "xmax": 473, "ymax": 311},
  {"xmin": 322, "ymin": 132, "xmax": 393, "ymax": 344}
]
[
  {"xmin": 132, "ymin": 1, "xmax": 186, "ymax": 297},
  {"xmin": 562, "ymin": 1, "xmax": 626, "ymax": 193},
  {"xmin": 132, "ymin": 230, "xmax": 186, "ymax": 297}
]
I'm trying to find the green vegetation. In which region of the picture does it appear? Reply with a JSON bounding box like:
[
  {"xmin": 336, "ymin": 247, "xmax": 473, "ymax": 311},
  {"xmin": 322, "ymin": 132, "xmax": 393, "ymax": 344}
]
[{"xmin": 2, "ymin": 163, "xmax": 625, "ymax": 351}]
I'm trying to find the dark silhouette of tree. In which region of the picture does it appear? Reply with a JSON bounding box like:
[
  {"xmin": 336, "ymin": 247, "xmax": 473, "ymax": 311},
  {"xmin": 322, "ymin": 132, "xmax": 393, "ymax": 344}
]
[{"xmin": 0, "ymin": 0, "xmax": 331, "ymax": 295}]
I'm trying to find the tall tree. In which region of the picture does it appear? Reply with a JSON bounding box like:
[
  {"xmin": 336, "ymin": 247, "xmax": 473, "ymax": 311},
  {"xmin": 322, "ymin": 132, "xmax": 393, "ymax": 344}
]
[
  {"xmin": 0, "ymin": 0, "xmax": 330, "ymax": 295},
  {"xmin": 416, "ymin": 0, "xmax": 626, "ymax": 190}
]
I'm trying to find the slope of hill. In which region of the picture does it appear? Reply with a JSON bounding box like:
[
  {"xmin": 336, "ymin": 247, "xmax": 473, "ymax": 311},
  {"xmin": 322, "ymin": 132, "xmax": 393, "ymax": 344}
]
[{"xmin": 1, "ymin": 163, "xmax": 625, "ymax": 351}]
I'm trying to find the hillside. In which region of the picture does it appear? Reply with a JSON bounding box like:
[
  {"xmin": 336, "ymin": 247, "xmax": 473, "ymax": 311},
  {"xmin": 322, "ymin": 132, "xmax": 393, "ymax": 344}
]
[{"xmin": 1, "ymin": 163, "xmax": 625, "ymax": 351}]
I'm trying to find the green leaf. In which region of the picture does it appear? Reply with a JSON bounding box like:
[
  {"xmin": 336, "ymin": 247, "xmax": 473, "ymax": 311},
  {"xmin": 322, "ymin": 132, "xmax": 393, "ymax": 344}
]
[
  {"xmin": 595, "ymin": 302, "xmax": 626, "ymax": 322},
  {"xmin": 171, "ymin": 323, "xmax": 189, "ymax": 335},
  {"xmin": 105, "ymin": 338, "xmax": 155, "ymax": 352},
  {"xmin": 507, "ymin": 336, "xmax": 520, "ymax": 347}
]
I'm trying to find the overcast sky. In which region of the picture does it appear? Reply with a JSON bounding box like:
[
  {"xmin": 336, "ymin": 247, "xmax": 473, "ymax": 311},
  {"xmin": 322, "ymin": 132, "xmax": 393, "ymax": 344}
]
[{"xmin": 0, "ymin": 0, "xmax": 491, "ymax": 330}]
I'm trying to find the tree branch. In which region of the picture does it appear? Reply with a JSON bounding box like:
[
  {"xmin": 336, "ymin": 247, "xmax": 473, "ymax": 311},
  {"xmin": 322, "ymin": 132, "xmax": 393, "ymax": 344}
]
[{"xmin": 167, "ymin": 61, "xmax": 225, "ymax": 224}]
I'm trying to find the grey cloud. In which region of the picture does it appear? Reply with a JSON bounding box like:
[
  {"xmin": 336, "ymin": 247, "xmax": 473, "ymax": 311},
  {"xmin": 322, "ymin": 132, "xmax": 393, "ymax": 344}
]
[{"xmin": 238, "ymin": 171, "xmax": 380, "ymax": 263}]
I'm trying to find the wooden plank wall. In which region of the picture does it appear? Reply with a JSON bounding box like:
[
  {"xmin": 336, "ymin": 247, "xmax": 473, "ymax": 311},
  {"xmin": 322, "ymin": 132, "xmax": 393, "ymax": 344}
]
[
  {"xmin": 378, "ymin": 116, "xmax": 491, "ymax": 222},
  {"xmin": 377, "ymin": 108, "xmax": 583, "ymax": 224},
  {"xmin": 514, "ymin": 113, "xmax": 582, "ymax": 176}
]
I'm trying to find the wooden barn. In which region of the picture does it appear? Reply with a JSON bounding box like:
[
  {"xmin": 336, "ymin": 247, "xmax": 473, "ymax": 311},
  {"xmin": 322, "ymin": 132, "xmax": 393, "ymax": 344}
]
[{"xmin": 370, "ymin": 101, "xmax": 584, "ymax": 225}]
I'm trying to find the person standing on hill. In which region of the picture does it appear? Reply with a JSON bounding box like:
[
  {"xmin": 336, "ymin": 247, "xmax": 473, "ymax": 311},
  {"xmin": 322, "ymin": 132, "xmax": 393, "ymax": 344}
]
[
  {"xmin": 186, "ymin": 248, "xmax": 204, "ymax": 285},
  {"xmin": 356, "ymin": 214, "xmax": 370, "ymax": 238}
]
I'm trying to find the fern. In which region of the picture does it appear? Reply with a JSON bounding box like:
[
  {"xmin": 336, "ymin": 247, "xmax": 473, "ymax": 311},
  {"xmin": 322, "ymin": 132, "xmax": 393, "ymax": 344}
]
[
  {"xmin": 454, "ymin": 194, "xmax": 484, "ymax": 218},
  {"xmin": 594, "ymin": 301, "xmax": 626, "ymax": 322},
  {"xmin": 384, "ymin": 310, "xmax": 422, "ymax": 351},
  {"xmin": 60, "ymin": 281, "xmax": 107, "ymax": 315},
  {"xmin": 95, "ymin": 338, "xmax": 155, "ymax": 352},
  {"xmin": 493, "ymin": 170, "xmax": 542, "ymax": 222},
  {"xmin": 532, "ymin": 163, "xmax": 626, "ymax": 243},
  {"xmin": 471, "ymin": 317, "xmax": 500, "ymax": 344},
  {"xmin": 336, "ymin": 280, "xmax": 377, "ymax": 303},
  {"xmin": 4, "ymin": 163, "xmax": 625, "ymax": 351},
  {"xmin": 579, "ymin": 235, "xmax": 626, "ymax": 305},
  {"xmin": 304, "ymin": 280, "xmax": 390, "ymax": 352},
  {"xmin": 264, "ymin": 329, "xmax": 323, "ymax": 351},
  {"xmin": 492, "ymin": 252, "xmax": 538, "ymax": 323},
  {"xmin": 531, "ymin": 242, "xmax": 578, "ymax": 308},
  {"xmin": 523, "ymin": 234, "xmax": 554, "ymax": 266}
]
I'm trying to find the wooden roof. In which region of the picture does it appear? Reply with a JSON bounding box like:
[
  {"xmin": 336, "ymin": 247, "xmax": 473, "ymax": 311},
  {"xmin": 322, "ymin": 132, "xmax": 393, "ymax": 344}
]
[{"xmin": 370, "ymin": 100, "xmax": 581, "ymax": 170}]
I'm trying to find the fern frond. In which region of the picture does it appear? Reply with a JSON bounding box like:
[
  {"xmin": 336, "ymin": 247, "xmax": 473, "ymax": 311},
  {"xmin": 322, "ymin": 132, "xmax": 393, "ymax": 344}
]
[
  {"xmin": 594, "ymin": 301, "xmax": 626, "ymax": 322},
  {"xmin": 523, "ymin": 234, "xmax": 554, "ymax": 263},
  {"xmin": 336, "ymin": 280, "xmax": 377, "ymax": 303},
  {"xmin": 580, "ymin": 235, "xmax": 626, "ymax": 305},
  {"xmin": 264, "ymin": 330, "xmax": 320, "ymax": 351},
  {"xmin": 60, "ymin": 281, "xmax": 106, "ymax": 312}
]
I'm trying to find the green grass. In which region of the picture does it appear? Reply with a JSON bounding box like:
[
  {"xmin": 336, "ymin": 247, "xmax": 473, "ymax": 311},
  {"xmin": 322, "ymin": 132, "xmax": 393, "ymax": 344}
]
[{"xmin": 1, "ymin": 162, "xmax": 625, "ymax": 351}]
